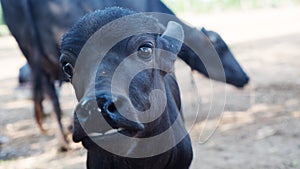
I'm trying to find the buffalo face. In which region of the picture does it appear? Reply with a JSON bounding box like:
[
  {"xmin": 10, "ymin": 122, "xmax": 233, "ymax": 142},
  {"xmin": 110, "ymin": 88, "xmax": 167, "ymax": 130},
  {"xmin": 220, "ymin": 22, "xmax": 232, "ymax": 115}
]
[
  {"xmin": 201, "ymin": 28, "xmax": 249, "ymax": 88},
  {"xmin": 60, "ymin": 8, "xmax": 192, "ymax": 168}
]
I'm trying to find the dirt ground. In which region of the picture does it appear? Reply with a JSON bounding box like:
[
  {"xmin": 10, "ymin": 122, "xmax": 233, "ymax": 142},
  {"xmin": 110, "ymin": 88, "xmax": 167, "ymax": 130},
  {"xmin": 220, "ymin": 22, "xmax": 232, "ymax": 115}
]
[{"xmin": 0, "ymin": 7, "xmax": 300, "ymax": 169}]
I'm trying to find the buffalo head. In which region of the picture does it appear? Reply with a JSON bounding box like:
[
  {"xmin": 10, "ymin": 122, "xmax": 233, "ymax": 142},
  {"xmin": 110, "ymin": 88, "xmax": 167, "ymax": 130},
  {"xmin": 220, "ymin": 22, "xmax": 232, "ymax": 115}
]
[{"xmin": 60, "ymin": 7, "xmax": 192, "ymax": 169}]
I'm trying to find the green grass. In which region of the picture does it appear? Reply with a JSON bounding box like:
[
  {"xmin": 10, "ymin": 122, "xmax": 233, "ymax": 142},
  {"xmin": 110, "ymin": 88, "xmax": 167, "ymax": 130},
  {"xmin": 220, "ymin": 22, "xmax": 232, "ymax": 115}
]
[
  {"xmin": 0, "ymin": 3, "xmax": 9, "ymax": 36},
  {"xmin": 162, "ymin": 0, "xmax": 300, "ymax": 13},
  {"xmin": 162, "ymin": 0, "xmax": 241, "ymax": 13},
  {"xmin": 0, "ymin": 4, "xmax": 4, "ymax": 25},
  {"xmin": 0, "ymin": 158, "xmax": 17, "ymax": 165},
  {"xmin": 0, "ymin": 5, "xmax": 9, "ymax": 36},
  {"xmin": 0, "ymin": 25, "xmax": 9, "ymax": 36}
]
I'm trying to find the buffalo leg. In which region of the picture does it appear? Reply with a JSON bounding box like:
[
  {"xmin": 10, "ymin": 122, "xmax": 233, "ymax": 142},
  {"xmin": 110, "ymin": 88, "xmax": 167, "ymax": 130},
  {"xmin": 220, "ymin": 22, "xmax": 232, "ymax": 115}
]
[
  {"xmin": 33, "ymin": 86, "xmax": 46, "ymax": 134},
  {"xmin": 44, "ymin": 77, "xmax": 69, "ymax": 151}
]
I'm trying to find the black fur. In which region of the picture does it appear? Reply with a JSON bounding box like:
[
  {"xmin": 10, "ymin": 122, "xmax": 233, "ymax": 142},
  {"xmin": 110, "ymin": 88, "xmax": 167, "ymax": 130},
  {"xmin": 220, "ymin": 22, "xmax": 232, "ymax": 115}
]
[{"xmin": 61, "ymin": 7, "xmax": 193, "ymax": 169}]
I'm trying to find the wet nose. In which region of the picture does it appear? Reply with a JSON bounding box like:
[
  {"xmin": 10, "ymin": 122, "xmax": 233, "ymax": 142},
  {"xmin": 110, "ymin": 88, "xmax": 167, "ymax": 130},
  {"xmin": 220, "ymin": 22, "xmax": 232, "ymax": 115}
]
[
  {"xmin": 96, "ymin": 93, "xmax": 144, "ymax": 131},
  {"xmin": 235, "ymin": 75, "xmax": 250, "ymax": 88},
  {"xmin": 97, "ymin": 94, "xmax": 118, "ymax": 115},
  {"xmin": 245, "ymin": 75, "xmax": 250, "ymax": 84}
]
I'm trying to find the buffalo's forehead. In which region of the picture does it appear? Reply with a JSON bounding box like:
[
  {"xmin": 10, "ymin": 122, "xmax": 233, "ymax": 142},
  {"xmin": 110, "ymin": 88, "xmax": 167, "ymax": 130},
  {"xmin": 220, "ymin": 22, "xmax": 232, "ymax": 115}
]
[
  {"xmin": 60, "ymin": 9, "xmax": 164, "ymax": 98},
  {"xmin": 61, "ymin": 7, "xmax": 162, "ymax": 59}
]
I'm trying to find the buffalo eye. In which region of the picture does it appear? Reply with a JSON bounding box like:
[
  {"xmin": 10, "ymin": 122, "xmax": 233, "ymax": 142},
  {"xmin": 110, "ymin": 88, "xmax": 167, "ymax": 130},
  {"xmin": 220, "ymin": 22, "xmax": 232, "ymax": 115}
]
[
  {"xmin": 62, "ymin": 62, "xmax": 74, "ymax": 79},
  {"xmin": 137, "ymin": 42, "xmax": 153, "ymax": 61}
]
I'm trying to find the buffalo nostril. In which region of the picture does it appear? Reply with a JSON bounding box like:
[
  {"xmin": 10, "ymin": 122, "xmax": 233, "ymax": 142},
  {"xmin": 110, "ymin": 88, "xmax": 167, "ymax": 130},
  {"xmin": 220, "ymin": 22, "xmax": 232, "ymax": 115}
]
[
  {"xmin": 96, "ymin": 94, "xmax": 144, "ymax": 131},
  {"xmin": 107, "ymin": 103, "xmax": 117, "ymax": 113},
  {"xmin": 97, "ymin": 95, "xmax": 118, "ymax": 114}
]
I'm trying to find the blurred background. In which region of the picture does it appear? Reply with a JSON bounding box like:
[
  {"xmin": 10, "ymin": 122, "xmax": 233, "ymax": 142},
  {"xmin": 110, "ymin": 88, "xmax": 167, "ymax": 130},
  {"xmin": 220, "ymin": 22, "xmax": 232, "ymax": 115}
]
[
  {"xmin": 0, "ymin": 1, "xmax": 300, "ymax": 169},
  {"xmin": 163, "ymin": 0, "xmax": 300, "ymax": 13}
]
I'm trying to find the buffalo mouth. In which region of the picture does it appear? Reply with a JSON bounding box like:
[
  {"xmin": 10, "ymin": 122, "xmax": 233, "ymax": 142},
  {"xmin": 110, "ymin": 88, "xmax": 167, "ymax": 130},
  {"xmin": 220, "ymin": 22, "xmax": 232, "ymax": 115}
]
[
  {"xmin": 80, "ymin": 128, "xmax": 141, "ymax": 150},
  {"xmin": 88, "ymin": 128, "xmax": 126, "ymax": 137},
  {"xmin": 87, "ymin": 127, "xmax": 139, "ymax": 138},
  {"xmin": 73, "ymin": 97, "xmax": 146, "ymax": 150},
  {"xmin": 73, "ymin": 116, "xmax": 142, "ymax": 150}
]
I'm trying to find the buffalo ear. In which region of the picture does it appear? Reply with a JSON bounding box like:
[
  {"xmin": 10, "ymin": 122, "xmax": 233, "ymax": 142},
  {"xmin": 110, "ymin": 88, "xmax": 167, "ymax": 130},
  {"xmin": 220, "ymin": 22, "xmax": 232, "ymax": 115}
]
[{"xmin": 161, "ymin": 21, "xmax": 184, "ymax": 54}]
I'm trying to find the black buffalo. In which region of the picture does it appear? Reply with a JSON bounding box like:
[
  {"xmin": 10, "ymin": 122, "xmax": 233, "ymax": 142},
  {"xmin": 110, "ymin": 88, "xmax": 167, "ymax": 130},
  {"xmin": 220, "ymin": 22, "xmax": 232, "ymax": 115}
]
[
  {"xmin": 1, "ymin": 0, "xmax": 70, "ymax": 150},
  {"xmin": 17, "ymin": 0, "xmax": 249, "ymax": 87},
  {"xmin": 60, "ymin": 7, "xmax": 193, "ymax": 169},
  {"xmin": 1, "ymin": 0, "xmax": 248, "ymax": 150}
]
